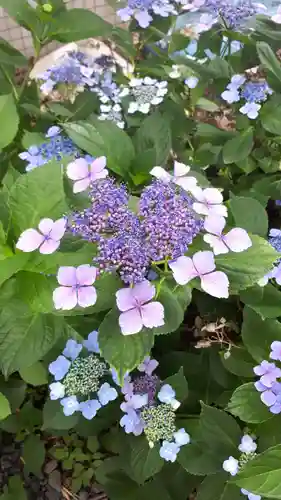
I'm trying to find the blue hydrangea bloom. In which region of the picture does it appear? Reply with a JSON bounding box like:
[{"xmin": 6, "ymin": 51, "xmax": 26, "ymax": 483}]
[
  {"xmin": 120, "ymin": 408, "xmax": 144, "ymax": 436},
  {"xmin": 83, "ymin": 330, "xmax": 100, "ymax": 353},
  {"xmin": 49, "ymin": 382, "xmax": 65, "ymax": 400},
  {"xmin": 98, "ymin": 382, "xmax": 118, "ymax": 406},
  {"xmin": 61, "ymin": 395, "xmax": 80, "ymax": 416},
  {"xmin": 159, "ymin": 441, "xmax": 180, "ymax": 462},
  {"xmin": 49, "ymin": 355, "xmax": 71, "ymax": 381},
  {"xmin": 174, "ymin": 428, "xmax": 190, "ymax": 446},
  {"xmin": 63, "ymin": 339, "xmax": 83, "ymax": 360},
  {"xmin": 79, "ymin": 399, "xmax": 101, "ymax": 420},
  {"xmin": 157, "ymin": 384, "xmax": 176, "ymax": 404}
]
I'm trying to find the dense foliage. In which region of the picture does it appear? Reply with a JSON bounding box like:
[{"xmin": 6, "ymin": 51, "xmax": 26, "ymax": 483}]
[{"xmin": 2, "ymin": 0, "xmax": 281, "ymax": 498}]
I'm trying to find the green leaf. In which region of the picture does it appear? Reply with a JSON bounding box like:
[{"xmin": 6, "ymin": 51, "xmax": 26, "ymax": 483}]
[
  {"xmin": 196, "ymin": 98, "xmax": 220, "ymax": 112},
  {"xmin": 221, "ymin": 346, "xmax": 255, "ymax": 378},
  {"xmin": 0, "ymin": 476, "xmax": 27, "ymax": 500},
  {"xmin": 233, "ymin": 444, "xmax": 281, "ymax": 499},
  {"xmin": 50, "ymin": 8, "xmax": 112, "ymax": 42},
  {"xmin": 260, "ymin": 96, "xmax": 281, "ymax": 135},
  {"xmin": 223, "ymin": 129, "xmax": 253, "ymax": 165},
  {"xmin": 240, "ymin": 284, "xmax": 281, "ymax": 319},
  {"xmin": 152, "ymin": 282, "xmax": 188, "ymax": 335},
  {"xmin": 9, "ymin": 161, "xmax": 67, "ymax": 234},
  {"xmin": 197, "ymin": 473, "xmax": 244, "ymax": 500},
  {"xmin": 229, "ymin": 196, "xmax": 268, "ymax": 237},
  {"xmin": 0, "ymin": 392, "xmax": 11, "ymax": 420},
  {"xmin": 0, "ymin": 301, "xmax": 69, "ymax": 376},
  {"xmin": 216, "ymin": 235, "xmax": 278, "ymax": 293},
  {"xmin": 0, "ymin": 253, "xmax": 30, "ymax": 287},
  {"xmin": 199, "ymin": 403, "xmax": 241, "ymax": 458},
  {"xmin": 23, "ymin": 434, "xmax": 45, "ymax": 477},
  {"xmin": 98, "ymin": 308, "xmax": 154, "ymax": 382},
  {"xmin": 164, "ymin": 367, "xmax": 188, "ymax": 402},
  {"xmin": 178, "ymin": 442, "xmax": 222, "ymax": 475},
  {"xmin": 128, "ymin": 437, "xmax": 164, "ymax": 484},
  {"xmin": 242, "ymin": 307, "xmax": 281, "ymax": 362},
  {"xmin": 257, "ymin": 41, "xmax": 281, "ymax": 83},
  {"xmin": 134, "ymin": 111, "xmax": 172, "ymax": 168},
  {"xmin": 0, "ymin": 39, "xmax": 28, "ymax": 67},
  {"xmin": 0, "ymin": 379, "xmax": 26, "ymax": 412},
  {"xmin": 0, "ymin": 94, "xmax": 19, "ymax": 149},
  {"xmin": 42, "ymin": 400, "xmax": 79, "ymax": 430},
  {"xmin": 63, "ymin": 120, "xmax": 135, "ymax": 175},
  {"xmin": 257, "ymin": 416, "xmax": 281, "ymax": 452},
  {"xmin": 227, "ymin": 382, "xmax": 271, "ymax": 423},
  {"xmin": 19, "ymin": 362, "xmax": 48, "ymax": 386}
]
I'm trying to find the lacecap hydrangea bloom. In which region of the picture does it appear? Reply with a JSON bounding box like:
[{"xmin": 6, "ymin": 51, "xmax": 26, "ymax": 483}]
[
  {"xmin": 48, "ymin": 333, "xmax": 118, "ymax": 419},
  {"xmin": 119, "ymin": 356, "xmax": 190, "ymax": 462},
  {"xmin": 18, "ymin": 126, "xmax": 81, "ymax": 172},
  {"xmin": 223, "ymin": 434, "xmax": 261, "ymax": 500},
  {"xmin": 221, "ymin": 74, "xmax": 272, "ymax": 119},
  {"xmin": 254, "ymin": 342, "xmax": 281, "ymax": 414},
  {"xmin": 117, "ymin": 0, "xmax": 181, "ymax": 28},
  {"xmin": 119, "ymin": 77, "xmax": 168, "ymax": 114}
]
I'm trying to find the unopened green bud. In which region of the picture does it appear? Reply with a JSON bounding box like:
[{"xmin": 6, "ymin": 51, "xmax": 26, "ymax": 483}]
[{"xmin": 42, "ymin": 3, "xmax": 52, "ymax": 12}]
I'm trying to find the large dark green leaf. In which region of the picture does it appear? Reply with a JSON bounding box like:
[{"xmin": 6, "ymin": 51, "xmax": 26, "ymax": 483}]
[
  {"xmin": 0, "ymin": 94, "xmax": 19, "ymax": 149},
  {"xmin": 241, "ymin": 284, "xmax": 281, "ymax": 319},
  {"xmin": 197, "ymin": 473, "xmax": 244, "ymax": 500},
  {"xmin": 229, "ymin": 196, "xmax": 268, "ymax": 237},
  {"xmin": 128, "ymin": 437, "xmax": 164, "ymax": 485},
  {"xmin": 242, "ymin": 307, "xmax": 281, "ymax": 362},
  {"xmin": 228, "ymin": 382, "xmax": 271, "ymax": 424},
  {"xmin": 23, "ymin": 434, "xmax": 45, "ymax": 477},
  {"xmin": 257, "ymin": 41, "xmax": 281, "ymax": 84},
  {"xmin": 134, "ymin": 111, "xmax": 172, "ymax": 169},
  {"xmin": 223, "ymin": 129, "xmax": 253, "ymax": 165},
  {"xmin": 49, "ymin": 8, "xmax": 112, "ymax": 42}
]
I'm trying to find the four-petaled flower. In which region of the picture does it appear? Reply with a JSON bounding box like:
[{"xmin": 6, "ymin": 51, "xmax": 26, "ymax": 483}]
[
  {"xmin": 270, "ymin": 341, "xmax": 281, "ymax": 362},
  {"xmin": 53, "ymin": 265, "xmax": 98, "ymax": 310},
  {"xmin": 138, "ymin": 356, "xmax": 159, "ymax": 376},
  {"xmin": 61, "ymin": 396, "xmax": 80, "ymax": 416},
  {"xmin": 63, "ymin": 339, "xmax": 83, "ymax": 360},
  {"xmin": 174, "ymin": 428, "xmax": 190, "ymax": 446},
  {"xmin": 79, "ymin": 399, "xmax": 101, "ymax": 420},
  {"xmin": 116, "ymin": 280, "xmax": 165, "ymax": 335},
  {"xmin": 150, "ymin": 161, "xmax": 197, "ymax": 192},
  {"xmin": 49, "ymin": 355, "xmax": 70, "ymax": 381},
  {"xmin": 83, "ymin": 330, "xmax": 100, "ymax": 353},
  {"xmin": 16, "ymin": 218, "xmax": 66, "ymax": 254},
  {"xmin": 120, "ymin": 408, "xmax": 144, "ymax": 436},
  {"xmin": 253, "ymin": 360, "xmax": 281, "ymax": 388},
  {"xmin": 98, "ymin": 383, "xmax": 118, "ymax": 406},
  {"xmin": 192, "ymin": 187, "xmax": 227, "ymax": 217},
  {"xmin": 169, "ymin": 251, "xmax": 229, "ymax": 298},
  {"xmin": 204, "ymin": 215, "xmax": 252, "ymax": 255},
  {"xmin": 222, "ymin": 456, "xmax": 239, "ymax": 476},
  {"xmin": 67, "ymin": 156, "xmax": 108, "ymax": 193},
  {"xmin": 238, "ymin": 435, "xmax": 257, "ymax": 454},
  {"xmin": 157, "ymin": 384, "xmax": 180, "ymax": 410},
  {"xmin": 160, "ymin": 441, "xmax": 180, "ymax": 463}
]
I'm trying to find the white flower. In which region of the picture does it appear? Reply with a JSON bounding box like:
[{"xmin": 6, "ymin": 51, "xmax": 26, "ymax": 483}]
[
  {"xmin": 49, "ymin": 382, "xmax": 65, "ymax": 400},
  {"xmin": 185, "ymin": 76, "xmax": 199, "ymax": 89},
  {"xmin": 158, "ymin": 384, "xmax": 180, "ymax": 409},
  {"xmin": 150, "ymin": 161, "xmax": 197, "ymax": 192},
  {"xmin": 222, "ymin": 456, "xmax": 239, "ymax": 476},
  {"xmin": 169, "ymin": 65, "xmax": 181, "ymax": 79},
  {"xmin": 174, "ymin": 428, "xmax": 190, "ymax": 446},
  {"xmin": 238, "ymin": 435, "xmax": 257, "ymax": 454}
]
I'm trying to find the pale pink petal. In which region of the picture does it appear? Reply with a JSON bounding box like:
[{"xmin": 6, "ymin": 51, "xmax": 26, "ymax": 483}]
[
  {"xmin": 169, "ymin": 256, "xmax": 198, "ymax": 285},
  {"xmin": 53, "ymin": 286, "xmax": 77, "ymax": 310},
  {"xmin": 16, "ymin": 229, "xmax": 44, "ymax": 252},
  {"xmin": 38, "ymin": 218, "xmax": 54, "ymax": 235},
  {"xmin": 173, "ymin": 161, "xmax": 190, "ymax": 177},
  {"xmin": 40, "ymin": 239, "xmax": 60, "ymax": 254},
  {"xmin": 192, "ymin": 251, "xmax": 216, "ymax": 275},
  {"xmin": 132, "ymin": 280, "xmax": 156, "ymax": 305},
  {"xmin": 208, "ymin": 204, "xmax": 228, "ymax": 217},
  {"xmin": 90, "ymin": 156, "xmax": 107, "ymax": 174},
  {"xmin": 203, "ymin": 234, "xmax": 228, "ymax": 255},
  {"xmin": 141, "ymin": 302, "xmax": 165, "ymax": 329},
  {"xmin": 76, "ymin": 264, "xmax": 97, "ymax": 285},
  {"xmin": 49, "ymin": 218, "xmax": 66, "ymax": 240},
  {"xmin": 73, "ymin": 178, "xmax": 91, "ymax": 193},
  {"xmin": 77, "ymin": 286, "xmax": 97, "ymax": 307},
  {"xmin": 200, "ymin": 271, "xmax": 229, "ymax": 298},
  {"xmin": 57, "ymin": 266, "xmax": 77, "ymax": 286},
  {"xmin": 204, "ymin": 215, "xmax": 226, "ymax": 236},
  {"xmin": 223, "ymin": 229, "xmax": 252, "ymax": 253},
  {"xmin": 192, "ymin": 186, "xmax": 205, "ymax": 202},
  {"xmin": 67, "ymin": 158, "xmax": 89, "ymax": 181},
  {"xmin": 193, "ymin": 202, "xmax": 209, "ymax": 216},
  {"xmin": 175, "ymin": 176, "xmax": 197, "ymax": 191},
  {"xmin": 203, "ymin": 188, "xmax": 223, "ymax": 205},
  {"xmin": 90, "ymin": 168, "xmax": 108, "ymax": 181},
  {"xmin": 150, "ymin": 166, "xmax": 171, "ymax": 183},
  {"xmin": 116, "ymin": 288, "xmax": 136, "ymax": 312},
  {"xmin": 119, "ymin": 308, "xmax": 143, "ymax": 335}
]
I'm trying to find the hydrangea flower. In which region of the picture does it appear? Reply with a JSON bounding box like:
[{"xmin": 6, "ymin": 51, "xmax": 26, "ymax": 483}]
[
  {"xmin": 19, "ymin": 126, "xmax": 80, "ymax": 172},
  {"xmin": 116, "ymin": 280, "xmax": 165, "ymax": 335},
  {"xmin": 83, "ymin": 330, "xmax": 100, "ymax": 353},
  {"xmin": 48, "ymin": 335, "xmax": 117, "ymax": 418},
  {"xmin": 202, "ymin": 0, "xmax": 263, "ymax": 29},
  {"xmin": 53, "ymin": 265, "xmax": 98, "ymax": 310},
  {"xmin": 138, "ymin": 356, "xmax": 159, "ymax": 376},
  {"xmin": 238, "ymin": 435, "xmax": 257, "ymax": 454},
  {"xmin": 67, "ymin": 156, "xmax": 108, "ymax": 193},
  {"xmin": 240, "ymin": 102, "xmax": 261, "ymax": 119},
  {"xmin": 120, "ymin": 77, "xmax": 168, "ymax": 114},
  {"xmin": 119, "ymin": 361, "xmax": 190, "ymax": 461},
  {"xmin": 185, "ymin": 76, "xmax": 199, "ymax": 88},
  {"xmin": 221, "ymin": 75, "xmax": 272, "ymax": 119},
  {"xmin": 16, "ymin": 218, "xmax": 66, "ymax": 254},
  {"xmin": 192, "ymin": 187, "xmax": 228, "ymax": 217},
  {"xmin": 241, "ymin": 489, "xmax": 261, "ymax": 500},
  {"xmin": 203, "ymin": 215, "xmax": 252, "ymax": 255},
  {"xmin": 169, "ymin": 251, "xmax": 229, "ymax": 298},
  {"xmin": 254, "ymin": 353, "xmax": 281, "ymax": 414},
  {"xmin": 222, "ymin": 456, "xmax": 239, "ymax": 476},
  {"xmin": 270, "ymin": 341, "xmax": 281, "ymax": 362},
  {"xmin": 117, "ymin": 0, "xmax": 177, "ymax": 28},
  {"xmin": 99, "ymin": 103, "xmax": 125, "ymax": 129},
  {"xmin": 150, "ymin": 161, "xmax": 198, "ymax": 192},
  {"xmin": 253, "ymin": 360, "xmax": 281, "ymax": 387}
]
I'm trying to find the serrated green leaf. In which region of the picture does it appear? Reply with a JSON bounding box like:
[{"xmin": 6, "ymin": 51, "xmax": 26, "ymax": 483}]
[
  {"xmin": 241, "ymin": 284, "xmax": 281, "ymax": 319},
  {"xmin": 98, "ymin": 308, "xmax": 154, "ymax": 382},
  {"xmin": 229, "ymin": 196, "xmax": 268, "ymax": 237},
  {"xmin": 228, "ymin": 382, "xmax": 271, "ymax": 424},
  {"xmin": 221, "ymin": 346, "xmax": 255, "ymax": 378},
  {"xmin": 128, "ymin": 437, "xmax": 163, "ymax": 485}
]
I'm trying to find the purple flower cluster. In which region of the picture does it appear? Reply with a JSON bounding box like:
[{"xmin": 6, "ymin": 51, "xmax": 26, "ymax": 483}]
[
  {"xmin": 203, "ymin": 0, "xmax": 260, "ymax": 28},
  {"xmin": 139, "ymin": 180, "xmax": 204, "ymax": 261},
  {"xmin": 254, "ymin": 343, "xmax": 281, "ymax": 414},
  {"xmin": 48, "ymin": 333, "xmax": 118, "ymax": 419},
  {"xmin": 117, "ymin": 0, "xmax": 179, "ymax": 28},
  {"xmin": 120, "ymin": 356, "xmax": 190, "ymax": 462},
  {"xmin": 221, "ymin": 74, "xmax": 272, "ymax": 119},
  {"xmin": 19, "ymin": 126, "xmax": 80, "ymax": 172}
]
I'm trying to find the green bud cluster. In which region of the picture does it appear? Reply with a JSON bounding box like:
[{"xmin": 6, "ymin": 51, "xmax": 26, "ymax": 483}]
[
  {"xmin": 63, "ymin": 354, "xmax": 107, "ymax": 396},
  {"xmin": 239, "ymin": 452, "xmax": 257, "ymax": 468},
  {"xmin": 141, "ymin": 404, "xmax": 176, "ymax": 444}
]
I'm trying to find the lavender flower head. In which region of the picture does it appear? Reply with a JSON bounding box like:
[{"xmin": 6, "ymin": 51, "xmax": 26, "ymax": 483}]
[
  {"xmin": 48, "ymin": 334, "xmax": 118, "ymax": 419},
  {"xmin": 117, "ymin": 0, "xmax": 177, "ymax": 28},
  {"xmin": 254, "ymin": 344, "xmax": 281, "ymax": 414},
  {"xmin": 221, "ymin": 74, "xmax": 272, "ymax": 119},
  {"xmin": 202, "ymin": 0, "xmax": 264, "ymax": 29},
  {"xmin": 120, "ymin": 357, "xmax": 190, "ymax": 461}
]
